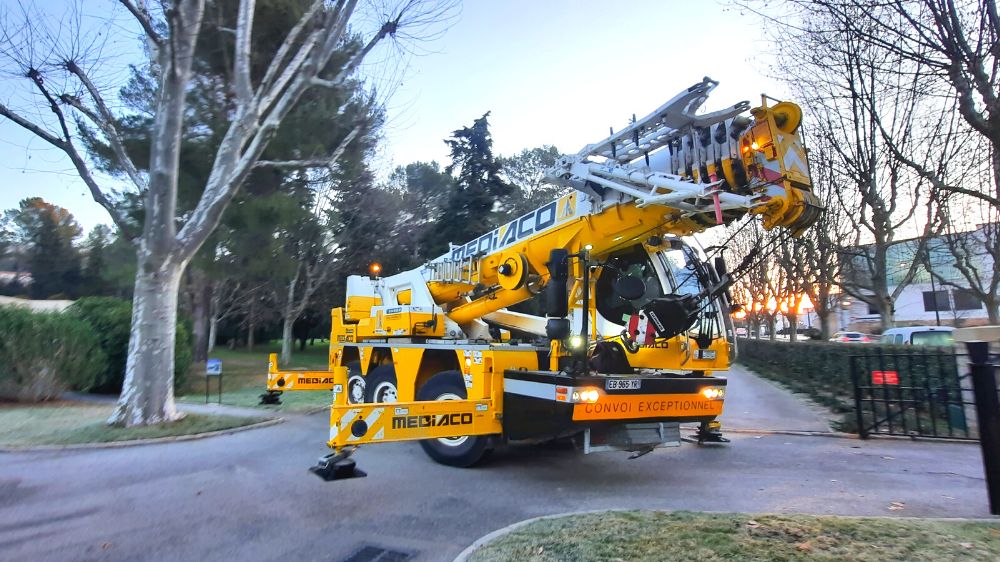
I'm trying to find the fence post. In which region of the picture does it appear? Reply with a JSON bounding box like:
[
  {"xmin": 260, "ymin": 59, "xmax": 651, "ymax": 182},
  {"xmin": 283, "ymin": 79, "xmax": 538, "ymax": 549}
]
[
  {"xmin": 965, "ymin": 340, "xmax": 1000, "ymax": 516},
  {"xmin": 851, "ymin": 355, "xmax": 868, "ymax": 438}
]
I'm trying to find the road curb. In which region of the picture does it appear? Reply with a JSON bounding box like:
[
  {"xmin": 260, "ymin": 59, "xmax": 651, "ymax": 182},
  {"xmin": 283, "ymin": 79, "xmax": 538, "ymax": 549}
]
[
  {"xmin": 683, "ymin": 427, "xmax": 985, "ymax": 445},
  {"xmin": 453, "ymin": 509, "xmax": 1000, "ymax": 561},
  {"xmin": 0, "ymin": 417, "xmax": 284, "ymax": 453},
  {"xmin": 698, "ymin": 427, "xmax": 855, "ymax": 439}
]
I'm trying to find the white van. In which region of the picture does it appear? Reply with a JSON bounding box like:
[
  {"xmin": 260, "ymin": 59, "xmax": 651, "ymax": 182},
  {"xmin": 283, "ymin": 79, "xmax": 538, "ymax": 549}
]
[{"xmin": 880, "ymin": 326, "xmax": 955, "ymax": 346}]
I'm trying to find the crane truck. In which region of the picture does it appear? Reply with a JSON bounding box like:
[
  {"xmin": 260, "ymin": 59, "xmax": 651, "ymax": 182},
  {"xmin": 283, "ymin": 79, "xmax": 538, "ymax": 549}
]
[{"xmin": 263, "ymin": 77, "xmax": 821, "ymax": 479}]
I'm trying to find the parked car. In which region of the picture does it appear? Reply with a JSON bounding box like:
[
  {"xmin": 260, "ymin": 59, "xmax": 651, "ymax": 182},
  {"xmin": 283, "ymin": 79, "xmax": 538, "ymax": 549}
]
[
  {"xmin": 880, "ymin": 326, "xmax": 955, "ymax": 346},
  {"xmin": 829, "ymin": 331, "xmax": 873, "ymax": 343}
]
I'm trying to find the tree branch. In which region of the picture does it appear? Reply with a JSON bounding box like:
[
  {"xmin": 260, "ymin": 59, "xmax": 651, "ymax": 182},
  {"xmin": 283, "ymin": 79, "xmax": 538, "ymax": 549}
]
[
  {"xmin": 63, "ymin": 61, "xmax": 148, "ymax": 192},
  {"xmin": 0, "ymin": 99, "xmax": 138, "ymax": 241},
  {"xmin": 119, "ymin": 0, "xmax": 164, "ymax": 56},
  {"xmin": 233, "ymin": 0, "xmax": 256, "ymax": 105}
]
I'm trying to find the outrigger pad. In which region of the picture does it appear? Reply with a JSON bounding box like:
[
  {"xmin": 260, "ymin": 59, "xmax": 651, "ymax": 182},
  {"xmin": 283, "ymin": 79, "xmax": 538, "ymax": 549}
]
[
  {"xmin": 694, "ymin": 421, "xmax": 730, "ymax": 445},
  {"xmin": 258, "ymin": 390, "xmax": 282, "ymax": 405},
  {"xmin": 309, "ymin": 454, "xmax": 367, "ymax": 481}
]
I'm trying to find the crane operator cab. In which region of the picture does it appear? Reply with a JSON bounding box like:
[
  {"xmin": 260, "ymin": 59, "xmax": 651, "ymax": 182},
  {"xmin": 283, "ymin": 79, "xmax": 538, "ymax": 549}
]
[{"xmin": 575, "ymin": 236, "xmax": 735, "ymax": 377}]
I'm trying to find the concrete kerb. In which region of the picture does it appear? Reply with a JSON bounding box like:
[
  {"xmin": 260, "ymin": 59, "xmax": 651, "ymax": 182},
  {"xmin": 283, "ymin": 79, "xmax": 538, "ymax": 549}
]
[
  {"xmin": 452, "ymin": 508, "xmax": 1000, "ymax": 561},
  {"xmin": 0, "ymin": 417, "xmax": 284, "ymax": 453}
]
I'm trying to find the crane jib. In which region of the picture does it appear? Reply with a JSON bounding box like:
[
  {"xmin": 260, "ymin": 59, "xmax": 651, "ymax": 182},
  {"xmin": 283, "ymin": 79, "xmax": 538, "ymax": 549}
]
[{"xmin": 447, "ymin": 198, "xmax": 572, "ymax": 261}]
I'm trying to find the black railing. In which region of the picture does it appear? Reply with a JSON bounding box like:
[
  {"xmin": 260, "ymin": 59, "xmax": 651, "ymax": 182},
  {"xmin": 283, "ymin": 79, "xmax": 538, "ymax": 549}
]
[{"xmin": 849, "ymin": 349, "xmax": 979, "ymax": 440}]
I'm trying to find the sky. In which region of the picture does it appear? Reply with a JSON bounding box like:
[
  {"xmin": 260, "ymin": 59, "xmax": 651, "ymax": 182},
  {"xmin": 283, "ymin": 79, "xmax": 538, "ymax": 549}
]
[{"xmin": 0, "ymin": 0, "xmax": 785, "ymax": 232}]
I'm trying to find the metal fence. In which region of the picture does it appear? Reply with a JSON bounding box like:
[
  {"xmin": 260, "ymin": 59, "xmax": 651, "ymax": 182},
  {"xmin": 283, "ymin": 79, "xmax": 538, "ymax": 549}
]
[{"xmin": 849, "ymin": 350, "xmax": 982, "ymax": 440}]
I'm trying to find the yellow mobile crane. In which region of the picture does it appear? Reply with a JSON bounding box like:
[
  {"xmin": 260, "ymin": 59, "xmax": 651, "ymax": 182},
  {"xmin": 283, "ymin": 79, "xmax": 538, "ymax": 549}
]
[{"xmin": 264, "ymin": 78, "xmax": 821, "ymax": 479}]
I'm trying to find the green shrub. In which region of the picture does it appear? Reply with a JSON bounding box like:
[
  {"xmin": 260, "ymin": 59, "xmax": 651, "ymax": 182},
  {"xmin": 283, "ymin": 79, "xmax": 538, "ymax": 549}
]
[
  {"xmin": 69, "ymin": 297, "xmax": 193, "ymax": 394},
  {"xmin": 0, "ymin": 306, "xmax": 106, "ymax": 402},
  {"xmin": 67, "ymin": 297, "xmax": 131, "ymax": 393}
]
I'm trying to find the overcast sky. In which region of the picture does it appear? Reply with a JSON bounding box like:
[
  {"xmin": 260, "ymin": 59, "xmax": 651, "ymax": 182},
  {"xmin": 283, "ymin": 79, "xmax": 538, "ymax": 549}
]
[{"xmin": 0, "ymin": 0, "xmax": 783, "ymax": 232}]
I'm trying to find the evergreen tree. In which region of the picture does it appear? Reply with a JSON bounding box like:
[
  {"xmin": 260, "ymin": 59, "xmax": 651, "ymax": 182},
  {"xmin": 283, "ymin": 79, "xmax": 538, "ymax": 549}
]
[{"xmin": 426, "ymin": 113, "xmax": 512, "ymax": 256}]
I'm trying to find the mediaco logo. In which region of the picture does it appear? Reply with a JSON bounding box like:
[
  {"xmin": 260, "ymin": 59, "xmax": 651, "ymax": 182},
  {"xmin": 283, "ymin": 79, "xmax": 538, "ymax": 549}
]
[
  {"xmin": 391, "ymin": 413, "xmax": 473, "ymax": 429},
  {"xmin": 299, "ymin": 377, "xmax": 333, "ymax": 385},
  {"xmin": 450, "ymin": 200, "xmax": 560, "ymax": 261}
]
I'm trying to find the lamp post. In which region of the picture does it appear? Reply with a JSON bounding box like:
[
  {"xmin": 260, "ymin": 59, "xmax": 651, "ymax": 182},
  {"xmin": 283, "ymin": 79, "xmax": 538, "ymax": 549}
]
[{"xmin": 926, "ymin": 253, "xmax": 941, "ymax": 326}]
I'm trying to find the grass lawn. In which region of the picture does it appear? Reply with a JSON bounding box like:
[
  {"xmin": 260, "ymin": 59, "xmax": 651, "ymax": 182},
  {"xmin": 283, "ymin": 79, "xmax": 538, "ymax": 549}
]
[
  {"xmin": 0, "ymin": 404, "xmax": 266, "ymax": 447},
  {"xmin": 177, "ymin": 340, "xmax": 333, "ymax": 413},
  {"xmin": 469, "ymin": 511, "xmax": 1000, "ymax": 562}
]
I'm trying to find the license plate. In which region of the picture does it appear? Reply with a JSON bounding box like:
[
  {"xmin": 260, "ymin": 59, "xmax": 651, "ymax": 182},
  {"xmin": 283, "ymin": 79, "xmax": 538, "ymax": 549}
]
[
  {"xmin": 696, "ymin": 349, "xmax": 717, "ymax": 360},
  {"xmin": 605, "ymin": 378, "xmax": 641, "ymax": 390}
]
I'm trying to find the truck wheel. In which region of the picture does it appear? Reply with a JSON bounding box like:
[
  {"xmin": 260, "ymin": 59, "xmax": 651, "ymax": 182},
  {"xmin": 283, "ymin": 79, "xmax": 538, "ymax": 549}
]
[
  {"xmin": 416, "ymin": 371, "xmax": 492, "ymax": 467},
  {"xmin": 346, "ymin": 362, "xmax": 364, "ymax": 405},
  {"xmin": 364, "ymin": 365, "xmax": 398, "ymax": 403}
]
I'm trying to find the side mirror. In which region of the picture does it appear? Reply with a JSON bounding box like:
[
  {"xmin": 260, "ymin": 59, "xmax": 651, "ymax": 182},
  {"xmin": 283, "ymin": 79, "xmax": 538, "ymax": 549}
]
[{"xmin": 614, "ymin": 275, "xmax": 646, "ymax": 301}]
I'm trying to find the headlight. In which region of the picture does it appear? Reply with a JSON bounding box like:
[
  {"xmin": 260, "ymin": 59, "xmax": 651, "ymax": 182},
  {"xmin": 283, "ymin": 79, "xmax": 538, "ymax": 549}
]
[
  {"xmin": 701, "ymin": 386, "xmax": 726, "ymax": 400},
  {"xmin": 571, "ymin": 387, "xmax": 600, "ymax": 403},
  {"xmin": 568, "ymin": 335, "xmax": 584, "ymax": 349}
]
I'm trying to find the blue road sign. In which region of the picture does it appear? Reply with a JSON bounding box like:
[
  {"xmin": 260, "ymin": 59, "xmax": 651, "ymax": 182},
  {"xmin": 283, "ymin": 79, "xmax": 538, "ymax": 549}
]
[{"xmin": 206, "ymin": 358, "xmax": 222, "ymax": 376}]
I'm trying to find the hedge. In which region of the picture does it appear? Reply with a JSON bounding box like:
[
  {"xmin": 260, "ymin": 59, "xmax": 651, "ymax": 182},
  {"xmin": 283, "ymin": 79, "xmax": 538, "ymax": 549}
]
[
  {"xmin": 0, "ymin": 306, "xmax": 106, "ymax": 402},
  {"xmin": 68, "ymin": 297, "xmax": 193, "ymax": 394},
  {"xmin": 734, "ymin": 338, "xmax": 957, "ymax": 432}
]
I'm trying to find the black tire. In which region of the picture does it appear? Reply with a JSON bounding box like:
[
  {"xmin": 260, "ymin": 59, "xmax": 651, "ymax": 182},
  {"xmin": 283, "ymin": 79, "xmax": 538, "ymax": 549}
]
[
  {"xmin": 416, "ymin": 371, "xmax": 493, "ymax": 467},
  {"xmin": 345, "ymin": 361, "xmax": 364, "ymax": 404},
  {"xmin": 364, "ymin": 365, "xmax": 398, "ymax": 403}
]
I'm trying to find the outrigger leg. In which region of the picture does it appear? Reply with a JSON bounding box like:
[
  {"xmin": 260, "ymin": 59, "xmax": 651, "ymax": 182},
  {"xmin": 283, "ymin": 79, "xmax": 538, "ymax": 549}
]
[
  {"xmin": 259, "ymin": 390, "xmax": 282, "ymax": 405},
  {"xmin": 695, "ymin": 420, "xmax": 729, "ymax": 444},
  {"xmin": 309, "ymin": 448, "xmax": 366, "ymax": 481}
]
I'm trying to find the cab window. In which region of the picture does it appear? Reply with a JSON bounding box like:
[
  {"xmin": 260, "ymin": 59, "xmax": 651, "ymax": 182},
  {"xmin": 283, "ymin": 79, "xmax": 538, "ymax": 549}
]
[{"xmin": 595, "ymin": 245, "xmax": 663, "ymax": 324}]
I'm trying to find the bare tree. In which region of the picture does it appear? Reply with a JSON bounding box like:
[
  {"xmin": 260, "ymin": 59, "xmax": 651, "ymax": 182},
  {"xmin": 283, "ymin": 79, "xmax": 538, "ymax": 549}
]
[
  {"xmin": 757, "ymin": 3, "xmax": 952, "ymax": 328},
  {"xmin": 934, "ymin": 196, "xmax": 1000, "ymax": 322},
  {"xmin": 785, "ymin": 0, "xmax": 999, "ymax": 209},
  {"xmin": 0, "ymin": 0, "xmax": 456, "ymax": 426},
  {"xmin": 796, "ymin": 150, "xmax": 847, "ymax": 339}
]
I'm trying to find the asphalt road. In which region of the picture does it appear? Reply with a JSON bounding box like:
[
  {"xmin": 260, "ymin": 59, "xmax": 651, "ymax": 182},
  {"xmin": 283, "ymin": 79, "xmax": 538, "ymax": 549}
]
[{"xmin": 1, "ymin": 369, "xmax": 993, "ymax": 562}]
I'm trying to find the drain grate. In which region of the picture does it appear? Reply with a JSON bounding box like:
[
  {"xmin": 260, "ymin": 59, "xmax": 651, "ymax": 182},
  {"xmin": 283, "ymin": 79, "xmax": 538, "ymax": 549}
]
[{"xmin": 339, "ymin": 545, "xmax": 413, "ymax": 562}]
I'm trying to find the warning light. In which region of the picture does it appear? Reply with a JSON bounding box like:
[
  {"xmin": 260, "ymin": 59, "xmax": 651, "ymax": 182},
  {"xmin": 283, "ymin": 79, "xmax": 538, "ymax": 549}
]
[
  {"xmin": 369, "ymin": 262, "xmax": 382, "ymax": 279},
  {"xmin": 751, "ymin": 141, "xmax": 760, "ymax": 151}
]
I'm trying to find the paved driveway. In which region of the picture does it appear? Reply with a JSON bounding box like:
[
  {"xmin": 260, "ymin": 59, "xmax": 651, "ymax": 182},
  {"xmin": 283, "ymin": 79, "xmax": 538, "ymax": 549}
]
[{"xmin": 0, "ymin": 368, "xmax": 993, "ymax": 562}]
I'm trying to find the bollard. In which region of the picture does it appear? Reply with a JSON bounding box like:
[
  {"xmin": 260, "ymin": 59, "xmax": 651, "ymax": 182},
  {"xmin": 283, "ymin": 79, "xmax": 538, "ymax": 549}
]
[{"xmin": 965, "ymin": 340, "xmax": 1000, "ymax": 515}]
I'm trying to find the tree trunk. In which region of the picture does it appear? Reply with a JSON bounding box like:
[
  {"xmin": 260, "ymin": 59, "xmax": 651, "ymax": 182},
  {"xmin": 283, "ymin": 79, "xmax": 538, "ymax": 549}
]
[
  {"xmin": 767, "ymin": 316, "xmax": 777, "ymax": 341},
  {"xmin": 280, "ymin": 275, "xmax": 300, "ymax": 364},
  {"xmin": 281, "ymin": 316, "xmax": 294, "ymax": 364},
  {"xmin": 208, "ymin": 314, "xmax": 218, "ymax": 354},
  {"xmin": 877, "ymin": 297, "xmax": 895, "ymax": 331},
  {"xmin": 787, "ymin": 313, "xmax": 798, "ymax": 342},
  {"xmin": 189, "ymin": 269, "xmax": 212, "ymax": 363},
  {"xmin": 817, "ymin": 310, "xmax": 834, "ymax": 340},
  {"xmin": 247, "ymin": 297, "xmax": 256, "ymax": 352},
  {"xmin": 108, "ymin": 259, "xmax": 184, "ymax": 427},
  {"xmin": 986, "ymin": 299, "xmax": 999, "ymax": 324}
]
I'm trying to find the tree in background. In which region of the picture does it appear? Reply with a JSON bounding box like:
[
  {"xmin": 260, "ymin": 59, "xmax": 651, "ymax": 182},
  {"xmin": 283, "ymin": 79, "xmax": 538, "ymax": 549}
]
[
  {"xmin": 386, "ymin": 161, "xmax": 454, "ymax": 262},
  {"xmin": 5, "ymin": 198, "xmax": 83, "ymax": 299},
  {"xmin": 499, "ymin": 145, "xmax": 563, "ymax": 218},
  {"xmin": 0, "ymin": 0, "xmax": 457, "ymax": 426},
  {"xmin": 743, "ymin": 0, "xmax": 997, "ymax": 330},
  {"xmin": 425, "ymin": 112, "xmax": 512, "ymax": 255},
  {"xmin": 81, "ymin": 225, "xmax": 113, "ymax": 297}
]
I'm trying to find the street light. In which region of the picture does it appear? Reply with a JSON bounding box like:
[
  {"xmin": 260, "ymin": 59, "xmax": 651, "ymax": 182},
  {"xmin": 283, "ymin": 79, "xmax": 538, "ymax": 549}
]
[{"xmin": 925, "ymin": 253, "xmax": 942, "ymax": 326}]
